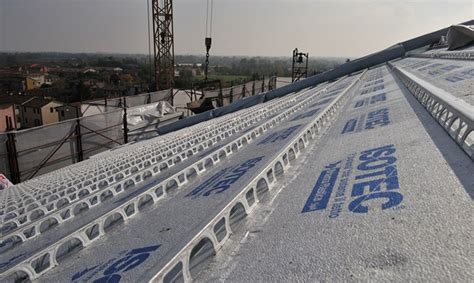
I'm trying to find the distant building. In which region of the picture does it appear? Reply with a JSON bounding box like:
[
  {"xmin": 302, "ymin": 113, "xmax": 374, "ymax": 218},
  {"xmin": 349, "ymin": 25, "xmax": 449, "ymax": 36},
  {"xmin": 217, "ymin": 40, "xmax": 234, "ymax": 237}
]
[
  {"xmin": 44, "ymin": 76, "xmax": 53, "ymax": 86},
  {"xmin": 97, "ymin": 85, "xmax": 146, "ymax": 98},
  {"xmin": 22, "ymin": 88, "xmax": 75, "ymax": 105},
  {"xmin": 175, "ymin": 64, "xmax": 202, "ymax": 77},
  {"xmin": 0, "ymin": 104, "xmax": 17, "ymax": 132},
  {"xmin": 0, "ymin": 95, "xmax": 31, "ymax": 130},
  {"xmin": 56, "ymin": 104, "xmax": 81, "ymax": 121},
  {"xmin": 98, "ymin": 86, "xmax": 126, "ymax": 98},
  {"xmin": 25, "ymin": 74, "xmax": 45, "ymax": 90},
  {"xmin": 83, "ymin": 79, "xmax": 106, "ymax": 94},
  {"xmin": 20, "ymin": 96, "xmax": 63, "ymax": 128},
  {"xmin": 176, "ymin": 63, "xmax": 202, "ymax": 67},
  {"xmin": 83, "ymin": 68, "xmax": 97, "ymax": 74},
  {"xmin": 29, "ymin": 64, "xmax": 49, "ymax": 73}
]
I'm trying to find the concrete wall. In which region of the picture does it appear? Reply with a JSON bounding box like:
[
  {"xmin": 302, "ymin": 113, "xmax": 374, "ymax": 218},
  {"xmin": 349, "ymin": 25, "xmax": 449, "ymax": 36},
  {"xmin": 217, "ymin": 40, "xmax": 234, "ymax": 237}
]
[{"xmin": 41, "ymin": 101, "xmax": 62, "ymax": 125}]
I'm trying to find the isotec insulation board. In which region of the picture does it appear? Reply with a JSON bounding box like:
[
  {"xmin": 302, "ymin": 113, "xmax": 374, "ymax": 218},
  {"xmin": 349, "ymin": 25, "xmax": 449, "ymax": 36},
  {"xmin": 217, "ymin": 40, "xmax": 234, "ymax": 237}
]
[
  {"xmin": 392, "ymin": 57, "xmax": 474, "ymax": 105},
  {"xmin": 35, "ymin": 75, "xmax": 362, "ymax": 282},
  {"xmin": 196, "ymin": 65, "xmax": 474, "ymax": 282}
]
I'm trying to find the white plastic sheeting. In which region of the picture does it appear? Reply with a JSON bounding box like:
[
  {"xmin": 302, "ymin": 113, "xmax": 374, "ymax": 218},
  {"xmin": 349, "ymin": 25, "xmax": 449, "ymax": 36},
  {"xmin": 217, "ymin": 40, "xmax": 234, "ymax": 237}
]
[
  {"xmin": 82, "ymin": 90, "xmax": 173, "ymax": 117},
  {"xmin": 128, "ymin": 112, "xmax": 182, "ymax": 142},
  {"xmin": 150, "ymin": 90, "xmax": 173, "ymax": 103},
  {"xmin": 126, "ymin": 101, "xmax": 181, "ymax": 142},
  {"xmin": 81, "ymin": 104, "xmax": 109, "ymax": 117},
  {"xmin": 5, "ymin": 110, "xmax": 123, "ymax": 181},
  {"xmin": 81, "ymin": 110, "xmax": 124, "ymax": 159},
  {"xmin": 127, "ymin": 101, "xmax": 175, "ymax": 127},
  {"xmin": 15, "ymin": 120, "xmax": 77, "ymax": 179}
]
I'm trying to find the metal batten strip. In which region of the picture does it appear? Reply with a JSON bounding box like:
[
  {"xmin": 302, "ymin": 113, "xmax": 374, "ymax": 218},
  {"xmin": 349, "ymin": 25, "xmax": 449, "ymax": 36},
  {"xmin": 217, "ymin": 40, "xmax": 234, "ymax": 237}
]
[
  {"xmin": 410, "ymin": 51, "xmax": 474, "ymax": 61},
  {"xmin": 389, "ymin": 63, "xmax": 474, "ymax": 159}
]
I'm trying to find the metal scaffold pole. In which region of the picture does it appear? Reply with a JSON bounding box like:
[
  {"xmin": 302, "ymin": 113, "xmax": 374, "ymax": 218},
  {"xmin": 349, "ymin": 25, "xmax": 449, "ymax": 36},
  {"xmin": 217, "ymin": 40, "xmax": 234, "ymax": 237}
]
[{"xmin": 5, "ymin": 117, "xmax": 20, "ymax": 184}]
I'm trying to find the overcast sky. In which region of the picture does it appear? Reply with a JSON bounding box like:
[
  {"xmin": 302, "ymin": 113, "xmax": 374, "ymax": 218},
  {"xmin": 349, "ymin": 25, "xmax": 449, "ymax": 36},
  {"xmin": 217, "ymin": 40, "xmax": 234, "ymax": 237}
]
[{"xmin": 0, "ymin": 0, "xmax": 472, "ymax": 57}]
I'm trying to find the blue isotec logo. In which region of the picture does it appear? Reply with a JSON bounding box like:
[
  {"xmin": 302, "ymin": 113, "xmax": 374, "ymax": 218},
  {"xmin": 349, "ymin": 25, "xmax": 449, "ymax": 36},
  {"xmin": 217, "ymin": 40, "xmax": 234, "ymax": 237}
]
[
  {"xmin": 186, "ymin": 156, "xmax": 265, "ymax": 198},
  {"xmin": 302, "ymin": 144, "xmax": 403, "ymax": 218},
  {"xmin": 71, "ymin": 244, "xmax": 161, "ymax": 282}
]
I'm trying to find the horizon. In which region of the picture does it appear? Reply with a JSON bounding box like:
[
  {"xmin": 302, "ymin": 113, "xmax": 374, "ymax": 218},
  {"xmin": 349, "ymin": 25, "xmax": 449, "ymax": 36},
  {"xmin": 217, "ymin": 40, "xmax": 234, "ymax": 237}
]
[
  {"xmin": 0, "ymin": 51, "xmax": 349, "ymax": 60},
  {"xmin": 0, "ymin": 0, "xmax": 472, "ymax": 58}
]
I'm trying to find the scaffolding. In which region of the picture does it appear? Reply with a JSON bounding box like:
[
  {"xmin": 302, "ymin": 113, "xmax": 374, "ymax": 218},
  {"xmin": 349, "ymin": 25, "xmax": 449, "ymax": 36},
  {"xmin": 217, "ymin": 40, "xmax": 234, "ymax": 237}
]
[{"xmin": 0, "ymin": 78, "xmax": 276, "ymax": 183}]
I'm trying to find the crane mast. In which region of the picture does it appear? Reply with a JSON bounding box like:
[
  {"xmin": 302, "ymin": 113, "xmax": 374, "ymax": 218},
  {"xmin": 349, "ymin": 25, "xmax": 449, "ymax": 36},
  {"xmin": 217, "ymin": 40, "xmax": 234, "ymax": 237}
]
[
  {"xmin": 204, "ymin": 0, "xmax": 213, "ymax": 81},
  {"xmin": 152, "ymin": 0, "xmax": 175, "ymax": 91}
]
